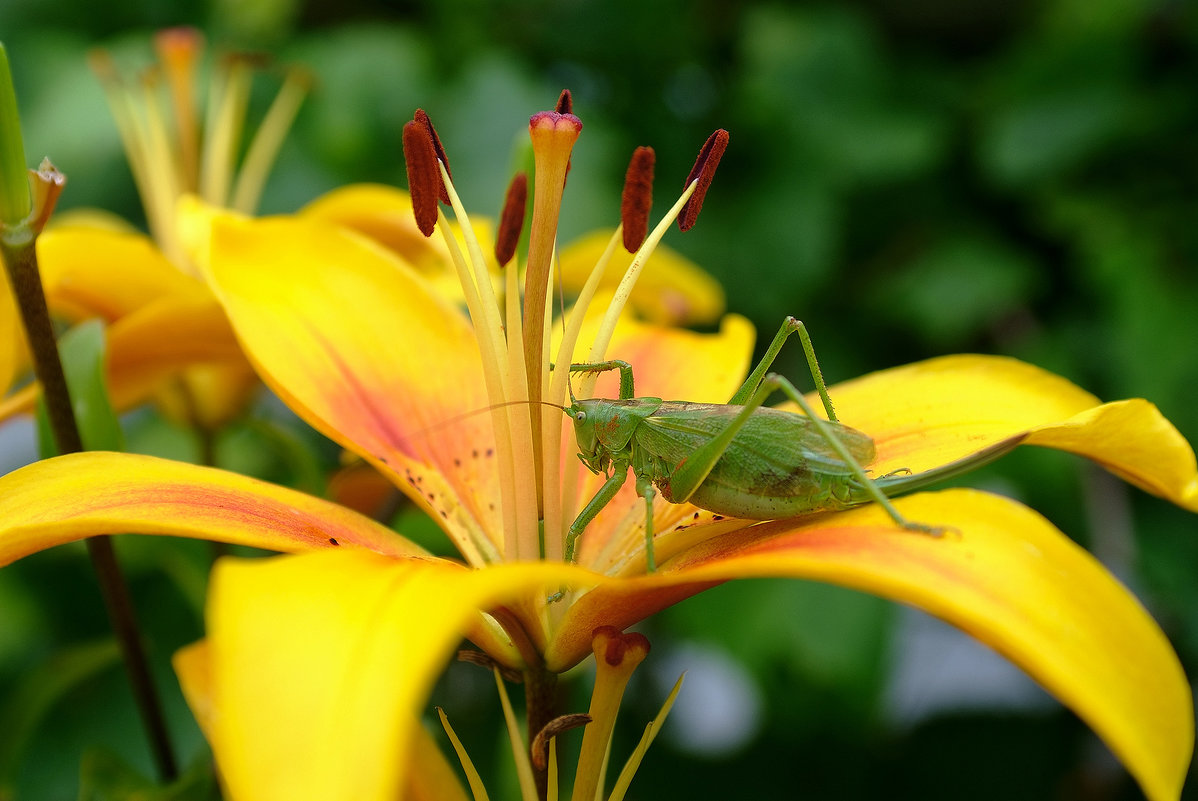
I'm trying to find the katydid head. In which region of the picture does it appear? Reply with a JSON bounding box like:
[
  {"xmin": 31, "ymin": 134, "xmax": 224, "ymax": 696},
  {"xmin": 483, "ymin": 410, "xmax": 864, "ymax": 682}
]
[{"xmin": 564, "ymin": 397, "xmax": 607, "ymax": 473}]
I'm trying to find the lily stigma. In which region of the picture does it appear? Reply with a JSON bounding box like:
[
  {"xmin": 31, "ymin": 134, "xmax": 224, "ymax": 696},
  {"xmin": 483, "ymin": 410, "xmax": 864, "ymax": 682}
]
[{"xmin": 1, "ymin": 90, "xmax": 1195, "ymax": 800}]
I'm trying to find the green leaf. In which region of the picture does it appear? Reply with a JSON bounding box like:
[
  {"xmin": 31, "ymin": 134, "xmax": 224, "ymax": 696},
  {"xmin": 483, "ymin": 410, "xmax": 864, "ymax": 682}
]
[
  {"xmin": 0, "ymin": 639, "xmax": 121, "ymax": 792},
  {"xmin": 78, "ymin": 747, "xmax": 219, "ymax": 801},
  {"xmin": 36, "ymin": 319, "xmax": 124, "ymax": 457}
]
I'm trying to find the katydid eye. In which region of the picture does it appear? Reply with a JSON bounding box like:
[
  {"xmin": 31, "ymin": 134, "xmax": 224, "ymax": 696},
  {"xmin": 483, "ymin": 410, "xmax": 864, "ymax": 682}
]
[{"xmin": 574, "ymin": 410, "xmax": 587, "ymax": 423}]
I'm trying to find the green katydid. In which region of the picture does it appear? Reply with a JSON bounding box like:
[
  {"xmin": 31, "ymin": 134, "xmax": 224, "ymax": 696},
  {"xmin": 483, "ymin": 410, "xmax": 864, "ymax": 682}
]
[{"xmin": 561, "ymin": 317, "xmax": 951, "ymax": 572}]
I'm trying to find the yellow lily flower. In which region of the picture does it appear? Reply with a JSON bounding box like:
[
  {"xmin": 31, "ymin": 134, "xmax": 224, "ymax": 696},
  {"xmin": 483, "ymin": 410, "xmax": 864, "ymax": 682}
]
[
  {"xmin": 1, "ymin": 95, "xmax": 1195, "ymax": 801},
  {"xmin": 0, "ymin": 28, "xmax": 307, "ymax": 429}
]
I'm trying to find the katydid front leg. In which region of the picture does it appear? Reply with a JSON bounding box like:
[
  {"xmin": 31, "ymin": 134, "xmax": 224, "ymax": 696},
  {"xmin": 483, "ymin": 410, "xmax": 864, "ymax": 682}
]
[
  {"xmin": 564, "ymin": 459, "xmax": 630, "ymax": 564},
  {"xmin": 569, "ymin": 360, "xmax": 636, "ymax": 399}
]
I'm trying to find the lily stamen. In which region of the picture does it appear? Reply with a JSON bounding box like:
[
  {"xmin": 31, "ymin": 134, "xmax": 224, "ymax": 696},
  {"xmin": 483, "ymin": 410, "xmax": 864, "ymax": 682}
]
[
  {"xmin": 494, "ymin": 171, "xmax": 528, "ymax": 267},
  {"xmin": 678, "ymin": 128, "xmax": 729, "ymax": 231},
  {"xmin": 436, "ymin": 160, "xmax": 541, "ymax": 561},
  {"xmin": 91, "ymin": 33, "xmax": 307, "ymax": 271},
  {"xmin": 230, "ymin": 66, "xmax": 310, "ymax": 213},
  {"xmin": 401, "ymin": 116, "xmax": 441, "ymax": 236},
  {"xmin": 620, "ymin": 146, "xmax": 655, "ymax": 253}
]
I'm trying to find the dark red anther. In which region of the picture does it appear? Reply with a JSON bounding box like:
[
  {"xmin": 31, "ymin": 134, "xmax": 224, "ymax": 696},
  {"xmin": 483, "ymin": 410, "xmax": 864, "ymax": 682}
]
[
  {"xmin": 620, "ymin": 146, "xmax": 655, "ymax": 252},
  {"xmin": 555, "ymin": 89, "xmax": 573, "ymax": 115},
  {"xmin": 678, "ymin": 128, "xmax": 729, "ymax": 232},
  {"xmin": 414, "ymin": 108, "xmax": 451, "ymax": 203},
  {"xmin": 402, "ymin": 118, "xmax": 440, "ymax": 237},
  {"xmin": 494, "ymin": 171, "xmax": 528, "ymax": 266}
]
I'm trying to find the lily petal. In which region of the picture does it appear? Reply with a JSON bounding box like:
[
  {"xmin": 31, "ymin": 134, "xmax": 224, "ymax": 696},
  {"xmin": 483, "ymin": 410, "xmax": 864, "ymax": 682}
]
[
  {"xmin": 559, "ymin": 229, "xmax": 726, "ymax": 325},
  {"xmin": 1025, "ymin": 398, "xmax": 1198, "ymax": 509},
  {"xmin": 549, "ymin": 489, "xmax": 1191, "ymax": 801},
  {"xmin": 0, "ymin": 298, "xmax": 252, "ymax": 424},
  {"xmin": 204, "ymin": 212, "xmax": 501, "ymax": 563},
  {"xmin": 299, "ymin": 184, "xmax": 500, "ymax": 304},
  {"xmin": 826, "ymin": 355, "xmax": 1198, "ymax": 510},
  {"xmin": 199, "ymin": 551, "xmax": 587, "ymax": 801},
  {"xmin": 0, "ymin": 451, "xmax": 423, "ymax": 565},
  {"xmin": 0, "ymin": 274, "xmax": 22, "ymax": 394},
  {"xmin": 36, "ymin": 226, "xmax": 201, "ymax": 321},
  {"xmin": 300, "ymin": 184, "xmax": 461, "ymax": 273},
  {"xmin": 174, "ymin": 637, "xmax": 472, "ymax": 801},
  {"xmin": 105, "ymin": 295, "xmax": 247, "ymax": 410}
]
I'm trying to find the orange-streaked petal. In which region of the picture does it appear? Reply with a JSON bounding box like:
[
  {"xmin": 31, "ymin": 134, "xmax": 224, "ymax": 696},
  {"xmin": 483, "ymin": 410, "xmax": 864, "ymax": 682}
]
[
  {"xmin": 548, "ymin": 489, "xmax": 1191, "ymax": 801},
  {"xmin": 204, "ymin": 212, "xmax": 502, "ymax": 563},
  {"xmin": 37, "ymin": 226, "xmax": 201, "ymax": 321},
  {"xmin": 174, "ymin": 637, "xmax": 471, "ymax": 801},
  {"xmin": 205, "ymin": 551, "xmax": 588, "ymax": 801},
  {"xmin": 826, "ymin": 355, "xmax": 1198, "ymax": 510},
  {"xmin": 0, "ymin": 452, "xmax": 424, "ymax": 565},
  {"xmin": 559, "ymin": 229, "xmax": 726, "ymax": 325}
]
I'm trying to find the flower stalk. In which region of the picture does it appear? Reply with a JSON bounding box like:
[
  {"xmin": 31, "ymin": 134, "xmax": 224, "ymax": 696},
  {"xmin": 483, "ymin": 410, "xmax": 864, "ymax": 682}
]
[{"xmin": 0, "ymin": 45, "xmax": 177, "ymax": 781}]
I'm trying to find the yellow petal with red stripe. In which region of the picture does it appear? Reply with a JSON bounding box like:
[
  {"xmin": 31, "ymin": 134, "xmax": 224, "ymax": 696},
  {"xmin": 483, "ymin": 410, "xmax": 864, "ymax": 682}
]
[
  {"xmin": 549, "ymin": 489, "xmax": 1191, "ymax": 801},
  {"xmin": 204, "ymin": 212, "xmax": 502, "ymax": 564},
  {"xmin": 0, "ymin": 452, "xmax": 423, "ymax": 565}
]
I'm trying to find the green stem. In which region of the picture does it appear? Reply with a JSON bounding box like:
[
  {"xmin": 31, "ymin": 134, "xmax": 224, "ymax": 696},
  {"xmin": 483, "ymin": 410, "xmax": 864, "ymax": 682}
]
[{"xmin": 0, "ymin": 233, "xmax": 179, "ymax": 782}]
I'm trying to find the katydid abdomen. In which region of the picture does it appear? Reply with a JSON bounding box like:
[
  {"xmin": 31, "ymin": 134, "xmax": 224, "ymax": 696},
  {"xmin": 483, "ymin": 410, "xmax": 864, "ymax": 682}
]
[{"xmin": 631, "ymin": 401, "xmax": 879, "ymax": 519}]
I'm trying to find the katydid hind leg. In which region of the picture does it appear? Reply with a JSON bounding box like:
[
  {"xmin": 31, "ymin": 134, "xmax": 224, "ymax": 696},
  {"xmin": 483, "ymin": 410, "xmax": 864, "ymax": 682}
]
[{"xmin": 729, "ymin": 317, "xmax": 838, "ymax": 423}]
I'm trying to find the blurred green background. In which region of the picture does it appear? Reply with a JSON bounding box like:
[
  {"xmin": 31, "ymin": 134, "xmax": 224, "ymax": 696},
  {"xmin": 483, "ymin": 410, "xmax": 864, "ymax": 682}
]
[{"xmin": 2, "ymin": 0, "xmax": 1196, "ymax": 798}]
